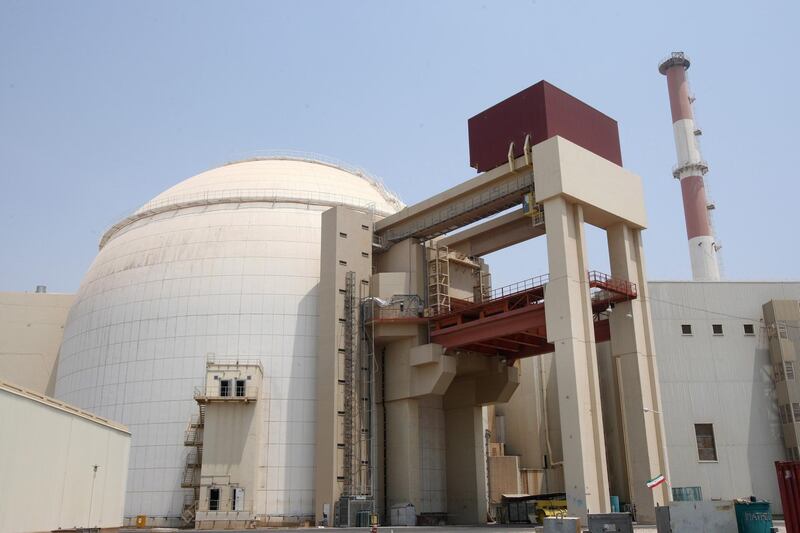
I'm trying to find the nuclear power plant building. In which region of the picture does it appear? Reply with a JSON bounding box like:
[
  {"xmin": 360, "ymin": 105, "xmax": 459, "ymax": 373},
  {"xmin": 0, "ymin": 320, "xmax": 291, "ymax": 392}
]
[{"xmin": 1, "ymin": 60, "xmax": 799, "ymax": 531}]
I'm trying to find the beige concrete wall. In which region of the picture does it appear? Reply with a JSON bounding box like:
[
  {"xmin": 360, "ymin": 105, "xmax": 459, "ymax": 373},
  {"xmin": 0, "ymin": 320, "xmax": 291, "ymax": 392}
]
[
  {"xmin": 0, "ymin": 291, "xmax": 73, "ymax": 395},
  {"xmin": 495, "ymin": 354, "xmax": 565, "ymax": 494},
  {"xmin": 487, "ymin": 455, "xmax": 521, "ymax": 503},
  {"xmin": 532, "ymin": 136, "xmax": 647, "ymax": 230},
  {"xmin": 375, "ymin": 239, "xmax": 426, "ymax": 297},
  {"xmin": 314, "ymin": 206, "xmax": 374, "ymax": 523},
  {"xmin": 0, "ymin": 381, "xmax": 130, "ymax": 532},
  {"xmin": 199, "ymin": 402, "xmax": 262, "ymax": 515},
  {"xmin": 197, "ymin": 362, "xmax": 264, "ymax": 519}
]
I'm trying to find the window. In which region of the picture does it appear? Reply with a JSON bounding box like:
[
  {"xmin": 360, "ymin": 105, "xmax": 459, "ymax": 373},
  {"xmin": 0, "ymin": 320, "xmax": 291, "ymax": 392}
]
[
  {"xmin": 338, "ymin": 260, "xmax": 347, "ymax": 266},
  {"xmin": 361, "ymin": 224, "xmax": 370, "ymax": 231},
  {"xmin": 793, "ymin": 403, "xmax": 800, "ymax": 422},
  {"xmin": 743, "ymin": 324, "xmax": 755, "ymax": 336},
  {"xmin": 694, "ymin": 423, "xmax": 718, "ymax": 461},
  {"xmin": 361, "ymin": 252, "xmax": 369, "ymax": 258},
  {"xmin": 778, "ymin": 322, "xmax": 789, "ymax": 339},
  {"xmin": 232, "ymin": 488, "xmax": 244, "ymax": 511},
  {"xmin": 235, "ymin": 379, "xmax": 246, "ymax": 397},
  {"xmin": 787, "ymin": 361, "xmax": 796, "ymax": 381},
  {"xmin": 339, "ymin": 232, "xmax": 348, "ymax": 238},
  {"xmin": 712, "ymin": 324, "xmax": 724, "ymax": 335},
  {"xmin": 220, "ymin": 380, "xmax": 231, "ymax": 397},
  {"xmin": 209, "ymin": 488, "xmax": 220, "ymax": 511},
  {"xmin": 681, "ymin": 324, "xmax": 693, "ymax": 335}
]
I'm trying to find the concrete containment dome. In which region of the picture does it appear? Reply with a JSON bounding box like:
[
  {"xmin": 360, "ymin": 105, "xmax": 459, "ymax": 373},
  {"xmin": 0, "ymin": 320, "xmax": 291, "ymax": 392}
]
[{"xmin": 54, "ymin": 155, "xmax": 401, "ymax": 525}]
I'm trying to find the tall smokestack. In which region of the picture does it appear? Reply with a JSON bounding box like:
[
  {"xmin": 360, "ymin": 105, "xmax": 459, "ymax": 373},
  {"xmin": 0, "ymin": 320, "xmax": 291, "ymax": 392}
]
[{"xmin": 659, "ymin": 51, "xmax": 720, "ymax": 281}]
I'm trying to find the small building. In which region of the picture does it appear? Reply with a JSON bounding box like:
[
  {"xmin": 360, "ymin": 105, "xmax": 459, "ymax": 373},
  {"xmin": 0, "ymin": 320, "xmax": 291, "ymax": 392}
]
[
  {"xmin": 0, "ymin": 380, "xmax": 130, "ymax": 532},
  {"xmin": 183, "ymin": 358, "xmax": 264, "ymax": 529},
  {"xmin": 0, "ymin": 290, "xmax": 74, "ymax": 395}
]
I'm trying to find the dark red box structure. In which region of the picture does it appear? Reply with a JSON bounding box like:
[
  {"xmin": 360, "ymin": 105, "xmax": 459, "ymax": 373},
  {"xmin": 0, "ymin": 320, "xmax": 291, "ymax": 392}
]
[
  {"xmin": 468, "ymin": 80, "xmax": 623, "ymax": 172},
  {"xmin": 777, "ymin": 461, "xmax": 800, "ymax": 533}
]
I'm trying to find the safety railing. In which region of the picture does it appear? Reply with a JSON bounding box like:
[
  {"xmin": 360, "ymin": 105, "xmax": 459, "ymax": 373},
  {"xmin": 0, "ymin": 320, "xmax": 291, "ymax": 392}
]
[
  {"xmin": 184, "ymin": 424, "xmax": 202, "ymax": 446},
  {"xmin": 382, "ymin": 171, "xmax": 534, "ymax": 242},
  {"xmin": 427, "ymin": 271, "xmax": 637, "ymax": 318},
  {"xmin": 193, "ymin": 384, "xmax": 258, "ymax": 402},
  {"xmin": 587, "ymin": 270, "xmax": 637, "ymax": 298},
  {"xmin": 363, "ymin": 295, "xmax": 424, "ymax": 322}
]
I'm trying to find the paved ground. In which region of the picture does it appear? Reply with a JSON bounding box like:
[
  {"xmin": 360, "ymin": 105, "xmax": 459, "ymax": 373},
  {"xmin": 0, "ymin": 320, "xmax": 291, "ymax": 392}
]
[
  {"xmin": 120, "ymin": 524, "xmax": 788, "ymax": 533},
  {"xmin": 121, "ymin": 521, "xmax": 787, "ymax": 532}
]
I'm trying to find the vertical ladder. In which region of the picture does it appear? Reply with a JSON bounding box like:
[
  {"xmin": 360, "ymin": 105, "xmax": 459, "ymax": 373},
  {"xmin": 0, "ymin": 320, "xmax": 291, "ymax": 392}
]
[
  {"xmin": 473, "ymin": 267, "xmax": 492, "ymax": 303},
  {"xmin": 428, "ymin": 244, "xmax": 451, "ymax": 314},
  {"xmin": 357, "ymin": 295, "xmax": 374, "ymax": 498},
  {"xmin": 342, "ymin": 271, "xmax": 357, "ymax": 497}
]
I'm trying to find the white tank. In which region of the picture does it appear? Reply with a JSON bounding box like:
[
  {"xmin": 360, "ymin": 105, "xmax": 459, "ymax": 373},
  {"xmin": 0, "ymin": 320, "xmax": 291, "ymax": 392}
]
[{"xmin": 54, "ymin": 156, "xmax": 401, "ymax": 525}]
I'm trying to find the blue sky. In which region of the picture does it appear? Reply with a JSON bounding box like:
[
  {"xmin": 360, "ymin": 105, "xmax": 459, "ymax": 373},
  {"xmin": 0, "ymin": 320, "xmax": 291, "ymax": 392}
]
[{"xmin": 1, "ymin": 0, "xmax": 798, "ymax": 292}]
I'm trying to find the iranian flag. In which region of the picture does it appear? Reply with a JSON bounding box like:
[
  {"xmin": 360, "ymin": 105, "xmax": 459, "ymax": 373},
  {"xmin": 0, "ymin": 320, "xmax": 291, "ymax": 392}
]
[{"xmin": 646, "ymin": 474, "xmax": 666, "ymax": 489}]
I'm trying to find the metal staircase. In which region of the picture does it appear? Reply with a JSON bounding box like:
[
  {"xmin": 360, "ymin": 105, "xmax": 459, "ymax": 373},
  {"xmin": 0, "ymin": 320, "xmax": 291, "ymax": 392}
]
[{"xmin": 180, "ymin": 404, "xmax": 205, "ymax": 525}]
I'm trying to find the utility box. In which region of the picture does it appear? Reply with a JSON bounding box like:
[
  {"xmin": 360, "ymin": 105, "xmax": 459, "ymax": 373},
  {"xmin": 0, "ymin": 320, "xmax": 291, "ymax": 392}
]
[
  {"xmin": 543, "ymin": 517, "xmax": 580, "ymax": 533},
  {"xmin": 390, "ymin": 503, "xmax": 416, "ymax": 526},
  {"xmin": 656, "ymin": 501, "xmax": 738, "ymax": 533},
  {"xmin": 588, "ymin": 512, "xmax": 633, "ymax": 533}
]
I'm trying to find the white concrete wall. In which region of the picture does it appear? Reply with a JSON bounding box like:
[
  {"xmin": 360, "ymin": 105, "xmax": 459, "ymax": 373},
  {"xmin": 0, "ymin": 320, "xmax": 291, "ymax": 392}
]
[
  {"xmin": 0, "ymin": 382, "xmax": 130, "ymax": 533},
  {"xmin": 650, "ymin": 281, "xmax": 800, "ymax": 513},
  {"xmin": 0, "ymin": 292, "xmax": 73, "ymax": 395},
  {"xmin": 498, "ymin": 281, "xmax": 800, "ymax": 513},
  {"xmin": 55, "ymin": 159, "xmax": 399, "ymax": 523}
]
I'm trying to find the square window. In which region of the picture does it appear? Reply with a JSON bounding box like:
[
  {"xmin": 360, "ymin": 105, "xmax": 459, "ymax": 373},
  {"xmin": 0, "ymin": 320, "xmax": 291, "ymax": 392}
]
[
  {"xmin": 681, "ymin": 324, "xmax": 693, "ymax": 335},
  {"xmin": 743, "ymin": 324, "xmax": 755, "ymax": 336},
  {"xmin": 712, "ymin": 324, "xmax": 724, "ymax": 335},
  {"xmin": 694, "ymin": 423, "xmax": 718, "ymax": 461}
]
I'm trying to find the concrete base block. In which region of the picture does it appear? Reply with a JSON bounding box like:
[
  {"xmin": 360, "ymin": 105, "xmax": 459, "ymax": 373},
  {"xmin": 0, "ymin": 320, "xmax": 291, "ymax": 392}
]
[{"xmin": 544, "ymin": 516, "xmax": 581, "ymax": 533}]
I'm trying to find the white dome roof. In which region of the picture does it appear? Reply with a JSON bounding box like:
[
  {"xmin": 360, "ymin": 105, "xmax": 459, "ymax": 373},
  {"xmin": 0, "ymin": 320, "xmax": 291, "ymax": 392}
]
[{"xmin": 101, "ymin": 156, "xmax": 403, "ymax": 249}]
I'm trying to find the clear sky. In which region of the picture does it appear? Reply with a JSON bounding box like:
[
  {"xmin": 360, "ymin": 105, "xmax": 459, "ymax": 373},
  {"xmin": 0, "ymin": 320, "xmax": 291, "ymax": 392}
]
[{"xmin": 1, "ymin": 0, "xmax": 798, "ymax": 293}]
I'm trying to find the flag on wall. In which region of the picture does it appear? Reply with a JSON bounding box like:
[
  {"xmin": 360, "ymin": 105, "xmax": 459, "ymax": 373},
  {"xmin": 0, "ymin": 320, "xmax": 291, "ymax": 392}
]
[{"xmin": 646, "ymin": 474, "xmax": 666, "ymax": 489}]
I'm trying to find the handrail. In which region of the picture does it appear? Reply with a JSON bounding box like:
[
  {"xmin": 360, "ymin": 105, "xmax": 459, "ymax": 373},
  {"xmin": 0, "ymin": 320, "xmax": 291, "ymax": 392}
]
[
  {"xmin": 427, "ymin": 271, "xmax": 637, "ymax": 318},
  {"xmin": 587, "ymin": 270, "xmax": 637, "ymax": 298},
  {"xmin": 193, "ymin": 385, "xmax": 258, "ymax": 400}
]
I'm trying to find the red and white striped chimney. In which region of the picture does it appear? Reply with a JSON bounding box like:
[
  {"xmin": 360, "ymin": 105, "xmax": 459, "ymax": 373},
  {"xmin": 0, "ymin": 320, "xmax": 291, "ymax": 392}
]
[{"xmin": 659, "ymin": 52, "xmax": 720, "ymax": 281}]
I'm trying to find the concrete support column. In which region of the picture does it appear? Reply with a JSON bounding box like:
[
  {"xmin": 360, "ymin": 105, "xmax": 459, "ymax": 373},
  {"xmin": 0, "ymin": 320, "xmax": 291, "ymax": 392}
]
[
  {"xmin": 385, "ymin": 398, "xmax": 422, "ymax": 512},
  {"xmin": 443, "ymin": 376, "xmax": 488, "ymax": 525},
  {"xmin": 444, "ymin": 405, "xmax": 485, "ymax": 524},
  {"xmin": 543, "ymin": 197, "xmax": 610, "ymax": 520},
  {"xmin": 606, "ymin": 223, "xmax": 670, "ymax": 523}
]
